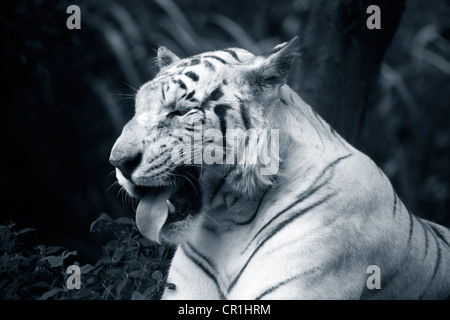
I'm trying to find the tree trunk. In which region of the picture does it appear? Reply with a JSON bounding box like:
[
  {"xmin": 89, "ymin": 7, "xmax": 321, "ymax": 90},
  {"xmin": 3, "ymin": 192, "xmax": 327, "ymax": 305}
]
[{"xmin": 295, "ymin": 0, "xmax": 405, "ymax": 144}]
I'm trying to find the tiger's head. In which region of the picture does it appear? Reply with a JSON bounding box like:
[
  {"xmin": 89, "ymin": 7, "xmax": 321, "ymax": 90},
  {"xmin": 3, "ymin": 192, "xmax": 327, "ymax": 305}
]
[{"xmin": 110, "ymin": 38, "xmax": 299, "ymax": 244}]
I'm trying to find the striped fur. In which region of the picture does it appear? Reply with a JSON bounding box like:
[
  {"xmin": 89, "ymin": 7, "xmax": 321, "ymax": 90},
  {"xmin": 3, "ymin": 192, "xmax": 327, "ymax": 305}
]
[{"xmin": 110, "ymin": 38, "xmax": 450, "ymax": 299}]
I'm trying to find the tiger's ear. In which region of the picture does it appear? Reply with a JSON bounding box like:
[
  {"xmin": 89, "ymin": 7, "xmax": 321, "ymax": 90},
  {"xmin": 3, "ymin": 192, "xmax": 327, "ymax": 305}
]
[
  {"xmin": 253, "ymin": 37, "xmax": 300, "ymax": 87},
  {"xmin": 157, "ymin": 46, "xmax": 180, "ymax": 69}
]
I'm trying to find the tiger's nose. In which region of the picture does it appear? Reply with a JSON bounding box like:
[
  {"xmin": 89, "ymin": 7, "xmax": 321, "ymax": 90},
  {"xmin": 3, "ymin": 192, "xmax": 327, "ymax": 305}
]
[{"xmin": 109, "ymin": 148, "xmax": 142, "ymax": 180}]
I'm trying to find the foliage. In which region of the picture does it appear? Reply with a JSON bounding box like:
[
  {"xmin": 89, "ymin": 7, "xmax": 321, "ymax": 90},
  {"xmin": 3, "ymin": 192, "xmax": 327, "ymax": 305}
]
[{"xmin": 0, "ymin": 216, "xmax": 173, "ymax": 300}]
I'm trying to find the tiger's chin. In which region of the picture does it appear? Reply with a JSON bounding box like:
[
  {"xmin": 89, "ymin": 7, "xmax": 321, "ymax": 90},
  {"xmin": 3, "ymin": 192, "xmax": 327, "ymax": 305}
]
[
  {"xmin": 159, "ymin": 216, "xmax": 200, "ymax": 245},
  {"xmin": 118, "ymin": 165, "xmax": 203, "ymax": 245}
]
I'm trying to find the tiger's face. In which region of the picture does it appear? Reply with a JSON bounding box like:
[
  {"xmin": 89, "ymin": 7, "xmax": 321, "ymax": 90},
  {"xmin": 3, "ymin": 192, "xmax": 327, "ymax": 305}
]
[{"xmin": 110, "ymin": 38, "xmax": 299, "ymax": 244}]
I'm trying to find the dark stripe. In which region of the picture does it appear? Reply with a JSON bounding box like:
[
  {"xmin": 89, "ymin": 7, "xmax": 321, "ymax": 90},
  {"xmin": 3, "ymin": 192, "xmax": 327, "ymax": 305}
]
[
  {"xmin": 330, "ymin": 127, "xmax": 337, "ymax": 137},
  {"xmin": 379, "ymin": 213, "xmax": 416, "ymax": 294},
  {"xmin": 214, "ymin": 104, "xmax": 231, "ymax": 137},
  {"xmin": 418, "ymin": 219, "xmax": 430, "ymax": 259},
  {"xmin": 165, "ymin": 101, "xmax": 176, "ymax": 111},
  {"xmin": 176, "ymin": 61, "xmax": 188, "ymax": 68},
  {"xmin": 424, "ymin": 227, "xmax": 430, "ymax": 259},
  {"xmin": 204, "ymin": 55, "xmax": 228, "ymax": 64},
  {"xmin": 419, "ymin": 235, "xmax": 442, "ymax": 299},
  {"xmin": 189, "ymin": 58, "xmax": 201, "ymax": 66},
  {"xmin": 186, "ymin": 243, "xmax": 217, "ymax": 272},
  {"xmin": 430, "ymin": 234, "xmax": 442, "ymax": 284},
  {"xmin": 280, "ymin": 97, "xmax": 287, "ymax": 105},
  {"xmin": 255, "ymin": 274, "xmax": 301, "ymax": 300},
  {"xmin": 384, "ymin": 212, "xmax": 416, "ymax": 287},
  {"xmin": 177, "ymin": 79, "xmax": 187, "ymax": 90},
  {"xmin": 289, "ymin": 93, "xmax": 295, "ymax": 103},
  {"xmin": 429, "ymin": 224, "xmax": 450, "ymax": 248},
  {"xmin": 234, "ymin": 189, "xmax": 268, "ymax": 226},
  {"xmin": 312, "ymin": 111, "xmax": 326, "ymax": 129},
  {"xmin": 256, "ymin": 193, "xmax": 334, "ymax": 249},
  {"xmin": 185, "ymin": 90, "xmax": 196, "ymax": 100},
  {"xmin": 203, "ymin": 60, "xmax": 215, "ymax": 71},
  {"xmin": 185, "ymin": 71, "xmax": 199, "ymax": 82},
  {"xmin": 201, "ymin": 87, "xmax": 224, "ymax": 110},
  {"xmin": 407, "ymin": 212, "xmax": 414, "ymax": 248},
  {"xmin": 211, "ymin": 176, "xmax": 227, "ymax": 201},
  {"xmin": 210, "ymin": 87, "xmax": 224, "ymax": 101},
  {"xmin": 240, "ymin": 103, "xmax": 251, "ymax": 130},
  {"xmin": 222, "ymin": 49, "xmax": 240, "ymax": 62},
  {"xmin": 182, "ymin": 244, "xmax": 226, "ymax": 299},
  {"xmin": 392, "ymin": 192, "xmax": 398, "ymax": 217},
  {"xmin": 242, "ymin": 154, "xmax": 352, "ymax": 253},
  {"xmin": 161, "ymin": 86, "xmax": 165, "ymax": 101},
  {"xmin": 228, "ymin": 193, "xmax": 335, "ymax": 294},
  {"xmin": 203, "ymin": 224, "xmax": 217, "ymax": 233}
]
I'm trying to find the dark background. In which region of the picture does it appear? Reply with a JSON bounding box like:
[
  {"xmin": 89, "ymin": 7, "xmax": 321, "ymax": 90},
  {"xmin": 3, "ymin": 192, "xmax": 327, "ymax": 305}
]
[{"xmin": 1, "ymin": 0, "xmax": 449, "ymax": 263}]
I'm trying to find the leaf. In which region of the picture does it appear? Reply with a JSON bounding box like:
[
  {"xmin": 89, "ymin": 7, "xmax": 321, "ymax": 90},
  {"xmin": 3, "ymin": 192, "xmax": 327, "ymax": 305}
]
[
  {"xmin": 124, "ymin": 260, "xmax": 142, "ymax": 269},
  {"xmin": 115, "ymin": 278, "xmax": 128, "ymax": 298},
  {"xmin": 41, "ymin": 255, "xmax": 63, "ymax": 268},
  {"xmin": 1, "ymin": 253, "xmax": 9, "ymax": 264},
  {"xmin": 98, "ymin": 256, "xmax": 112, "ymax": 265},
  {"xmin": 138, "ymin": 237, "xmax": 154, "ymax": 247},
  {"xmin": 17, "ymin": 228, "xmax": 35, "ymax": 235},
  {"xmin": 63, "ymin": 250, "xmax": 78, "ymax": 259},
  {"xmin": 85, "ymin": 276, "xmax": 96, "ymax": 285},
  {"xmin": 107, "ymin": 268, "xmax": 123, "ymax": 276},
  {"xmin": 124, "ymin": 245, "xmax": 139, "ymax": 252},
  {"xmin": 80, "ymin": 263, "xmax": 96, "ymax": 274},
  {"xmin": 104, "ymin": 240, "xmax": 119, "ymax": 251},
  {"xmin": 30, "ymin": 281, "xmax": 51, "ymax": 289},
  {"xmin": 152, "ymin": 270, "xmax": 163, "ymax": 281},
  {"xmin": 98, "ymin": 213, "xmax": 113, "ymax": 221},
  {"xmin": 39, "ymin": 288, "xmax": 63, "ymax": 300},
  {"xmin": 129, "ymin": 270, "xmax": 144, "ymax": 278},
  {"xmin": 45, "ymin": 246, "xmax": 65, "ymax": 255},
  {"xmin": 72, "ymin": 288, "xmax": 93, "ymax": 299},
  {"xmin": 131, "ymin": 291, "xmax": 145, "ymax": 300},
  {"xmin": 112, "ymin": 247, "xmax": 125, "ymax": 262},
  {"xmin": 13, "ymin": 254, "xmax": 29, "ymax": 261},
  {"xmin": 114, "ymin": 217, "xmax": 135, "ymax": 225},
  {"xmin": 90, "ymin": 213, "xmax": 113, "ymax": 232},
  {"xmin": 143, "ymin": 285, "xmax": 156, "ymax": 298}
]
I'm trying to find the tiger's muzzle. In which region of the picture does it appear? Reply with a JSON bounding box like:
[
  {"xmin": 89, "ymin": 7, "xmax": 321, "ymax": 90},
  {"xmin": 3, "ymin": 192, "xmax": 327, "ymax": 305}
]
[{"xmin": 110, "ymin": 128, "xmax": 202, "ymax": 244}]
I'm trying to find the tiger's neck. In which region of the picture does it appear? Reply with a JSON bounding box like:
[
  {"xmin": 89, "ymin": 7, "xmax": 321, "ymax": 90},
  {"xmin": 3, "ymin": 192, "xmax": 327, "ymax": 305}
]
[
  {"xmin": 273, "ymin": 84, "xmax": 355, "ymax": 182},
  {"xmin": 277, "ymin": 85, "xmax": 351, "ymax": 150},
  {"xmin": 200, "ymin": 85, "xmax": 354, "ymax": 232}
]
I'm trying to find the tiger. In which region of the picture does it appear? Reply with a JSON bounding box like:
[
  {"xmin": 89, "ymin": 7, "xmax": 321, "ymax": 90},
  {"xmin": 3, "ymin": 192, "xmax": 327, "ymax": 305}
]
[{"xmin": 109, "ymin": 37, "xmax": 450, "ymax": 299}]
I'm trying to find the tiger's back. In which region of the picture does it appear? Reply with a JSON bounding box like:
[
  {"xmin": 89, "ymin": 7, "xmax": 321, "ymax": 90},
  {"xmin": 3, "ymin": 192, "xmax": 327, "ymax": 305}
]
[{"xmin": 109, "ymin": 38, "xmax": 450, "ymax": 299}]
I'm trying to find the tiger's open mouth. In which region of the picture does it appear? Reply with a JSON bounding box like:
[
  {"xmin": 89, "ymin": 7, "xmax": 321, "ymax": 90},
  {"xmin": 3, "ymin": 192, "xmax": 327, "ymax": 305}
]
[{"xmin": 134, "ymin": 166, "xmax": 201, "ymax": 244}]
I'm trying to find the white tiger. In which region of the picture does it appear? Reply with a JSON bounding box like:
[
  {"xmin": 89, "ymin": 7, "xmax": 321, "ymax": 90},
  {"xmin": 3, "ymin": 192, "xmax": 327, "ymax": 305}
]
[{"xmin": 109, "ymin": 37, "xmax": 450, "ymax": 299}]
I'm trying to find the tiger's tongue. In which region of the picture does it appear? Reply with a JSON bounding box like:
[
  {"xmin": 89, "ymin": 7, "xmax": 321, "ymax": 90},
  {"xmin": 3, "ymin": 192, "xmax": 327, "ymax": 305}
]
[{"xmin": 136, "ymin": 190, "xmax": 171, "ymax": 244}]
